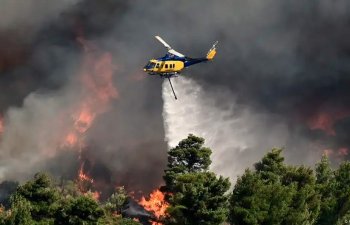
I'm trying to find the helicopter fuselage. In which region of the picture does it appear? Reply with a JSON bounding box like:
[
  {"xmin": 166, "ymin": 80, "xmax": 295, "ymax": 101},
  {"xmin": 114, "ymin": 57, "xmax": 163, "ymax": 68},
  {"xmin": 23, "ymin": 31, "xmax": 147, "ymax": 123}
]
[{"xmin": 143, "ymin": 53, "xmax": 207, "ymax": 77}]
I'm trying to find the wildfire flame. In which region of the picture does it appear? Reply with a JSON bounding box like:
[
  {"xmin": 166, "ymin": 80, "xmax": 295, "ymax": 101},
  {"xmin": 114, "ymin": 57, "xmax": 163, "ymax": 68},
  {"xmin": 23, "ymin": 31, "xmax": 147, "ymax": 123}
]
[
  {"xmin": 338, "ymin": 147, "xmax": 349, "ymax": 156},
  {"xmin": 0, "ymin": 116, "xmax": 3, "ymax": 134},
  {"xmin": 59, "ymin": 35, "xmax": 118, "ymax": 201},
  {"xmin": 308, "ymin": 111, "xmax": 350, "ymax": 136},
  {"xmin": 78, "ymin": 162, "xmax": 94, "ymax": 183},
  {"xmin": 139, "ymin": 189, "xmax": 169, "ymax": 225},
  {"xmin": 323, "ymin": 147, "xmax": 349, "ymax": 159}
]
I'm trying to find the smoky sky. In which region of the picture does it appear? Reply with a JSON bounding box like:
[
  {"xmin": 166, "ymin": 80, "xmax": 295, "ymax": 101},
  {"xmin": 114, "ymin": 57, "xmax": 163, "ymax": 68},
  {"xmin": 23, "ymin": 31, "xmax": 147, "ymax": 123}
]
[
  {"xmin": 0, "ymin": 0, "xmax": 166, "ymax": 195},
  {"xmin": 0, "ymin": 0, "xmax": 350, "ymax": 194}
]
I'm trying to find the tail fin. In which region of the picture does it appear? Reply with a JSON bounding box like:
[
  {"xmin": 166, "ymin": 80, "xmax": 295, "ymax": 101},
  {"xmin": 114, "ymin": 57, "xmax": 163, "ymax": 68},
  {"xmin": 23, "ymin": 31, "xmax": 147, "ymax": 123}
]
[{"xmin": 206, "ymin": 41, "xmax": 218, "ymax": 60}]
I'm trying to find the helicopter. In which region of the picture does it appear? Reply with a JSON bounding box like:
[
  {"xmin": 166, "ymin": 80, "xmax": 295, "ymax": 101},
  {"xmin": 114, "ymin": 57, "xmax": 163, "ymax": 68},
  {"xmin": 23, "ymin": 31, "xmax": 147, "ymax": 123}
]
[{"xmin": 143, "ymin": 36, "xmax": 218, "ymax": 99}]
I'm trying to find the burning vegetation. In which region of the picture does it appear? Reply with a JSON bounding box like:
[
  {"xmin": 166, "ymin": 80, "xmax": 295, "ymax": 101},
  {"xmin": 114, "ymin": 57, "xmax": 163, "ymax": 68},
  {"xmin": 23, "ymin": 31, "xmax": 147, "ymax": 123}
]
[
  {"xmin": 0, "ymin": 0, "xmax": 350, "ymax": 224},
  {"xmin": 139, "ymin": 189, "xmax": 169, "ymax": 225},
  {"xmin": 1, "ymin": 134, "xmax": 350, "ymax": 225}
]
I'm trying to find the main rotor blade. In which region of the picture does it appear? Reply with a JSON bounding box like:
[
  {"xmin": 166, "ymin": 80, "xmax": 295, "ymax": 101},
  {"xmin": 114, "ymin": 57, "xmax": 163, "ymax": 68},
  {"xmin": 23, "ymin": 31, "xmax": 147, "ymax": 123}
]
[
  {"xmin": 169, "ymin": 49, "xmax": 185, "ymax": 57},
  {"xmin": 155, "ymin": 36, "xmax": 185, "ymax": 57},
  {"xmin": 155, "ymin": 36, "xmax": 172, "ymax": 50}
]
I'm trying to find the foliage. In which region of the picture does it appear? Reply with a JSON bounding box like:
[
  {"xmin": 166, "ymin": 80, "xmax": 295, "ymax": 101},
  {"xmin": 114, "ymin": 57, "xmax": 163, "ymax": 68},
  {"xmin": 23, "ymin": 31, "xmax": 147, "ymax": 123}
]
[
  {"xmin": 104, "ymin": 186, "xmax": 128, "ymax": 215},
  {"xmin": 315, "ymin": 155, "xmax": 337, "ymax": 225},
  {"xmin": 98, "ymin": 216, "xmax": 141, "ymax": 225},
  {"xmin": 54, "ymin": 195, "xmax": 104, "ymax": 225},
  {"xmin": 163, "ymin": 134, "xmax": 212, "ymax": 193},
  {"xmin": 332, "ymin": 161, "xmax": 350, "ymax": 224},
  {"xmin": 166, "ymin": 172, "xmax": 230, "ymax": 225},
  {"xmin": 15, "ymin": 172, "xmax": 59, "ymax": 222},
  {"xmin": 229, "ymin": 148, "xmax": 321, "ymax": 225},
  {"xmin": 0, "ymin": 181, "xmax": 19, "ymax": 209},
  {"xmin": 163, "ymin": 134, "xmax": 230, "ymax": 225},
  {"xmin": 59, "ymin": 180, "xmax": 81, "ymax": 199},
  {"xmin": 2, "ymin": 136, "xmax": 350, "ymax": 225},
  {"xmin": 6, "ymin": 195, "xmax": 35, "ymax": 225}
]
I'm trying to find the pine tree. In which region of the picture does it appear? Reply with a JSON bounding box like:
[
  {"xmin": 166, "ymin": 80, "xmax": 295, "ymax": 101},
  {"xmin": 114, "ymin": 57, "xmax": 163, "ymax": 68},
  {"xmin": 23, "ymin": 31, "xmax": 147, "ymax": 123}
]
[{"xmin": 163, "ymin": 134, "xmax": 230, "ymax": 225}]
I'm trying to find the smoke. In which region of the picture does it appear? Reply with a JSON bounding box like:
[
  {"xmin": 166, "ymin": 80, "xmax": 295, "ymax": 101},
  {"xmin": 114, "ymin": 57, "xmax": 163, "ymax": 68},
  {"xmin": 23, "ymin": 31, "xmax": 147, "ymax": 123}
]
[
  {"xmin": 0, "ymin": 0, "xmax": 167, "ymax": 195},
  {"xmin": 162, "ymin": 78, "xmax": 320, "ymax": 179},
  {"xmin": 158, "ymin": 0, "xmax": 350, "ymax": 179},
  {"xmin": 0, "ymin": 0, "xmax": 80, "ymax": 34},
  {"xmin": 0, "ymin": 0, "xmax": 350, "ymax": 194}
]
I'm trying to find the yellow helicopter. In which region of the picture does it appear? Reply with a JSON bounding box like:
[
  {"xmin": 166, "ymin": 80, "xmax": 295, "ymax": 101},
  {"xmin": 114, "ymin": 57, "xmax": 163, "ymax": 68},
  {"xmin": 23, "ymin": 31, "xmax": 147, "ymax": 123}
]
[{"xmin": 144, "ymin": 36, "xmax": 218, "ymax": 99}]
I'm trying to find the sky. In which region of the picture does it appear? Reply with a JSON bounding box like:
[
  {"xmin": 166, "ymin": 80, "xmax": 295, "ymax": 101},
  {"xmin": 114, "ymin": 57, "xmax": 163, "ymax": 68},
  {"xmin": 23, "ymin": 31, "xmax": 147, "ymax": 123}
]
[{"xmin": 0, "ymin": 0, "xmax": 349, "ymax": 192}]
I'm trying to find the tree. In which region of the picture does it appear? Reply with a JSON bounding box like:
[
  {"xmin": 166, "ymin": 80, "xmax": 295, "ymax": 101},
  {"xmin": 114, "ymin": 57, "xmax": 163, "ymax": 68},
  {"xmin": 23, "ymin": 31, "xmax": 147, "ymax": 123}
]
[
  {"xmin": 0, "ymin": 181, "xmax": 19, "ymax": 209},
  {"xmin": 55, "ymin": 195, "xmax": 104, "ymax": 225},
  {"xmin": 254, "ymin": 148, "xmax": 285, "ymax": 182},
  {"xmin": 6, "ymin": 195, "xmax": 34, "ymax": 225},
  {"xmin": 59, "ymin": 180, "xmax": 81, "ymax": 199},
  {"xmin": 314, "ymin": 156, "xmax": 350, "ymax": 225},
  {"xmin": 163, "ymin": 134, "xmax": 212, "ymax": 193},
  {"xmin": 163, "ymin": 134, "xmax": 230, "ymax": 225},
  {"xmin": 104, "ymin": 186, "xmax": 128, "ymax": 215},
  {"xmin": 98, "ymin": 216, "xmax": 141, "ymax": 225},
  {"xmin": 282, "ymin": 166, "xmax": 320, "ymax": 224},
  {"xmin": 315, "ymin": 155, "xmax": 337, "ymax": 225},
  {"xmin": 15, "ymin": 173, "xmax": 59, "ymax": 222},
  {"xmin": 333, "ymin": 161, "xmax": 350, "ymax": 224},
  {"xmin": 230, "ymin": 169, "xmax": 295, "ymax": 225},
  {"xmin": 166, "ymin": 172, "xmax": 230, "ymax": 225},
  {"xmin": 230, "ymin": 149, "xmax": 320, "ymax": 225}
]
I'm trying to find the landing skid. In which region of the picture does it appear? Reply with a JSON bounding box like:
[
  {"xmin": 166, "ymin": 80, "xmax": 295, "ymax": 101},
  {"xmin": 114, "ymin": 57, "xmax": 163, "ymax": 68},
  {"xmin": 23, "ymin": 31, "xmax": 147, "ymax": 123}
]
[{"xmin": 160, "ymin": 72, "xmax": 178, "ymax": 79}]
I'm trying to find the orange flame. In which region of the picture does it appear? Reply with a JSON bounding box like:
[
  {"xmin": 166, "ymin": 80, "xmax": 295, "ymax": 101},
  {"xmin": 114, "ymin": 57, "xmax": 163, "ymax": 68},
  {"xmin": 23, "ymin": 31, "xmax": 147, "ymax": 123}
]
[
  {"xmin": 90, "ymin": 191, "xmax": 101, "ymax": 201},
  {"xmin": 338, "ymin": 147, "xmax": 349, "ymax": 156},
  {"xmin": 308, "ymin": 111, "xmax": 350, "ymax": 136},
  {"xmin": 323, "ymin": 149, "xmax": 333, "ymax": 157},
  {"xmin": 64, "ymin": 132, "xmax": 78, "ymax": 147},
  {"xmin": 323, "ymin": 147, "xmax": 349, "ymax": 158},
  {"xmin": 0, "ymin": 116, "xmax": 3, "ymax": 134},
  {"xmin": 78, "ymin": 163, "xmax": 94, "ymax": 183},
  {"xmin": 60, "ymin": 35, "xmax": 118, "ymax": 199},
  {"xmin": 74, "ymin": 107, "xmax": 96, "ymax": 134},
  {"xmin": 139, "ymin": 189, "xmax": 169, "ymax": 225}
]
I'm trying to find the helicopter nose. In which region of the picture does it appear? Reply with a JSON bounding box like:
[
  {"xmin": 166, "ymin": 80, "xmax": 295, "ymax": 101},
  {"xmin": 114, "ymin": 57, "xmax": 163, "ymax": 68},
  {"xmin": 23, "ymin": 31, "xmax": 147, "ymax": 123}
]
[{"xmin": 143, "ymin": 68, "xmax": 146, "ymax": 72}]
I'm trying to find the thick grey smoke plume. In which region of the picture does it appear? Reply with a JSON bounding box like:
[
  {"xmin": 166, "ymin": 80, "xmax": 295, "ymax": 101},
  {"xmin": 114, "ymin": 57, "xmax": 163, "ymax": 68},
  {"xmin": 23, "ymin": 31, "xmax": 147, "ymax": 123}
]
[
  {"xmin": 0, "ymin": 0, "xmax": 167, "ymax": 195},
  {"xmin": 0, "ymin": 0, "xmax": 79, "ymax": 30},
  {"xmin": 156, "ymin": 0, "xmax": 350, "ymax": 177},
  {"xmin": 0, "ymin": 0, "xmax": 350, "ymax": 195},
  {"xmin": 163, "ymin": 78, "xmax": 320, "ymax": 180}
]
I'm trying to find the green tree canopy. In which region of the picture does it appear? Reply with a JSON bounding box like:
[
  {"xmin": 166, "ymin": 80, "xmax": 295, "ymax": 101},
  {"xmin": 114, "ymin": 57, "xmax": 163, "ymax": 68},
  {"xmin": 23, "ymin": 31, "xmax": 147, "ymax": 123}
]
[
  {"xmin": 6, "ymin": 195, "xmax": 34, "ymax": 225},
  {"xmin": 14, "ymin": 172, "xmax": 59, "ymax": 222},
  {"xmin": 55, "ymin": 195, "xmax": 104, "ymax": 225},
  {"xmin": 104, "ymin": 186, "xmax": 128, "ymax": 215},
  {"xmin": 163, "ymin": 134, "xmax": 212, "ymax": 192},
  {"xmin": 230, "ymin": 148, "xmax": 321, "ymax": 225},
  {"xmin": 163, "ymin": 134, "xmax": 230, "ymax": 225},
  {"xmin": 166, "ymin": 172, "xmax": 230, "ymax": 225}
]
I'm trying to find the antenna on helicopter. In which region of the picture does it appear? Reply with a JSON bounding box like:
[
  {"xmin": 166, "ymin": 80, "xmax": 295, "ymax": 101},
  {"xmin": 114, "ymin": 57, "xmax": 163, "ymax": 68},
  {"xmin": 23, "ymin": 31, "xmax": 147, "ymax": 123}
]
[{"xmin": 167, "ymin": 78, "xmax": 177, "ymax": 100}]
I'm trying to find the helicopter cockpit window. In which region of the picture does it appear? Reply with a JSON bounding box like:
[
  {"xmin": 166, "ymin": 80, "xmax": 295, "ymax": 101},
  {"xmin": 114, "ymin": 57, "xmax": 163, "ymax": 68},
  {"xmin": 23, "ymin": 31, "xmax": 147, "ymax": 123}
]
[
  {"xmin": 155, "ymin": 63, "xmax": 160, "ymax": 68},
  {"xmin": 145, "ymin": 62, "xmax": 156, "ymax": 69}
]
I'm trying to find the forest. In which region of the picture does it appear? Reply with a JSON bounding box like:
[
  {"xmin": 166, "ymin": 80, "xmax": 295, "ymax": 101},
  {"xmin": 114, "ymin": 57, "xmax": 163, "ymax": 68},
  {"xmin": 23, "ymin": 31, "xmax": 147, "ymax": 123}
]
[{"xmin": 0, "ymin": 134, "xmax": 349, "ymax": 225}]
